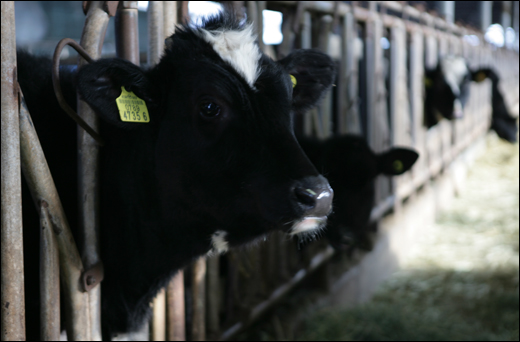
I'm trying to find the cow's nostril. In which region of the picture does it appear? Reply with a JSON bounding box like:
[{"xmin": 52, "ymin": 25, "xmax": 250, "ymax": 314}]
[
  {"xmin": 294, "ymin": 187, "xmax": 317, "ymax": 208},
  {"xmin": 293, "ymin": 175, "xmax": 334, "ymax": 218}
]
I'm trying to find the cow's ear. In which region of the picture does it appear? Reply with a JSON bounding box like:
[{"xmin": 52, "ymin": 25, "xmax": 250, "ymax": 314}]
[
  {"xmin": 376, "ymin": 148, "xmax": 418, "ymax": 175},
  {"xmin": 277, "ymin": 49, "xmax": 336, "ymax": 112},
  {"xmin": 77, "ymin": 58, "xmax": 155, "ymax": 128},
  {"xmin": 471, "ymin": 68, "xmax": 497, "ymax": 83}
]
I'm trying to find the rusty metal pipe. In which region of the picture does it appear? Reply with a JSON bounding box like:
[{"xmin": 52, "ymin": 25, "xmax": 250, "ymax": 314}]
[
  {"xmin": 19, "ymin": 95, "xmax": 90, "ymax": 341},
  {"xmin": 77, "ymin": 3, "xmax": 111, "ymax": 340},
  {"xmin": 151, "ymin": 288, "xmax": 166, "ymax": 341},
  {"xmin": 191, "ymin": 257, "xmax": 206, "ymax": 341},
  {"xmin": 1, "ymin": 2, "xmax": 25, "ymax": 340},
  {"xmin": 52, "ymin": 38, "xmax": 104, "ymax": 146},
  {"xmin": 115, "ymin": 1, "xmax": 140, "ymax": 64},
  {"xmin": 148, "ymin": 1, "xmax": 164, "ymax": 66},
  {"xmin": 167, "ymin": 271, "xmax": 186, "ymax": 341},
  {"xmin": 40, "ymin": 201, "xmax": 60, "ymax": 341}
]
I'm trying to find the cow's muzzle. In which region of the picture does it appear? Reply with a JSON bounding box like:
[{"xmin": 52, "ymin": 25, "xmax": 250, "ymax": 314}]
[{"xmin": 290, "ymin": 175, "xmax": 333, "ymax": 235}]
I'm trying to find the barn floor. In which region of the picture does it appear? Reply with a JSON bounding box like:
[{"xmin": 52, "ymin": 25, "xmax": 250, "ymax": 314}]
[{"xmin": 236, "ymin": 133, "xmax": 519, "ymax": 341}]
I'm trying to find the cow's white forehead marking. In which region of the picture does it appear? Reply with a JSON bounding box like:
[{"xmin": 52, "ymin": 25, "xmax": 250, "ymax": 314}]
[
  {"xmin": 198, "ymin": 25, "xmax": 261, "ymax": 88},
  {"xmin": 207, "ymin": 230, "xmax": 229, "ymax": 256},
  {"xmin": 441, "ymin": 56, "xmax": 468, "ymax": 96}
]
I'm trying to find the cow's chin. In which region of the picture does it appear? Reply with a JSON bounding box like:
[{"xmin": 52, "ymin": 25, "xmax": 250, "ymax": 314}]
[{"xmin": 289, "ymin": 216, "xmax": 327, "ymax": 237}]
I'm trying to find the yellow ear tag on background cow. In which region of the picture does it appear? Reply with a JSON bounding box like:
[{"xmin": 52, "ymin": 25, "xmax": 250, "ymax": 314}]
[
  {"xmin": 475, "ymin": 71, "xmax": 487, "ymax": 83},
  {"xmin": 290, "ymin": 74, "xmax": 297, "ymax": 88},
  {"xmin": 424, "ymin": 77, "xmax": 433, "ymax": 88},
  {"xmin": 116, "ymin": 86, "xmax": 150, "ymax": 123},
  {"xmin": 393, "ymin": 160, "xmax": 404, "ymax": 173}
]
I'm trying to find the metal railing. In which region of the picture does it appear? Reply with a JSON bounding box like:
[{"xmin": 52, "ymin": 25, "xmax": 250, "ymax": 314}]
[{"xmin": 1, "ymin": 1, "xmax": 518, "ymax": 341}]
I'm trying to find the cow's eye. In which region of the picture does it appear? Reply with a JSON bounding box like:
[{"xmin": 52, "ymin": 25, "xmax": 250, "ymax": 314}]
[{"xmin": 199, "ymin": 101, "xmax": 221, "ymax": 118}]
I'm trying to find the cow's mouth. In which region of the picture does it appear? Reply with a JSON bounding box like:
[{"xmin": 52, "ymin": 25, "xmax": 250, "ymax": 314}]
[{"xmin": 290, "ymin": 216, "xmax": 327, "ymax": 236}]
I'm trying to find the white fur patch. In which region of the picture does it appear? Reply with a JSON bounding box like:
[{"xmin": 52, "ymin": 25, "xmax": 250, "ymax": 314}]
[
  {"xmin": 290, "ymin": 216, "xmax": 327, "ymax": 236},
  {"xmin": 198, "ymin": 25, "xmax": 261, "ymax": 87},
  {"xmin": 208, "ymin": 230, "xmax": 229, "ymax": 256},
  {"xmin": 441, "ymin": 56, "xmax": 469, "ymax": 96}
]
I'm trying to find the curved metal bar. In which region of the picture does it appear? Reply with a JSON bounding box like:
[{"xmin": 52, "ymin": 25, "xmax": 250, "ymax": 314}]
[{"xmin": 52, "ymin": 38, "xmax": 105, "ymax": 146}]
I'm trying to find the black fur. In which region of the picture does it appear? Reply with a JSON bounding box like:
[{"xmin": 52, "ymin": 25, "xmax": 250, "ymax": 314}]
[
  {"xmin": 18, "ymin": 13, "xmax": 336, "ymax": 340},
  {"xmin": 424, "ymin": 57, "xmax": 517, "ymax": 143},
  {"xmin": 298, "ymin": 135, "xmax": 418, "ymax": 250}
]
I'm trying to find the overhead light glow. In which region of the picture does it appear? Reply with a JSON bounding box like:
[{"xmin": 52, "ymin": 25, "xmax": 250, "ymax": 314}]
[
  {"xmin": 263, "ymin": 10, "xmax": 283, "ymax": 45},
  {"xmin": 485, "ymin": 24, "xmax": 505, "ymax": 48},
  {"xmin": 189, "ymin": 1, "xmax": 223, "ymax": 26}
]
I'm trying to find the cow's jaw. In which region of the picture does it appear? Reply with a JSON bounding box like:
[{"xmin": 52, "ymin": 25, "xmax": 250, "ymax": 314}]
[{"xmin": 290, "ymin": 216, "xmax": 327, "ymax": 236}]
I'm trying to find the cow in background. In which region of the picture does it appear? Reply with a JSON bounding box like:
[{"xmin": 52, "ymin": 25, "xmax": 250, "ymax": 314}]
[
  {"xmin": 424, "ymin": 55, "xmax": 518, "ymax": 143},
  {"xmin": 298, "ymin": 135, "xmax": 418, "ymax": 251},
  {"xmin": 18, "ymin": 12, "xmax": 336, "ymax": 339}
]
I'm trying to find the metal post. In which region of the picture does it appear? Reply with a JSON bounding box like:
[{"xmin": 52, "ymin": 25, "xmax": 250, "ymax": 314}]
[
  {"xmin": 77, "ymin": 2, "xmax": 111, "ymax": 340},
  {"xmin": 1, "ymin": 2, "xmax": 25, "ymax": 340},
  {"xmin": 163, "ymin": 1, "xmax": 177, "ymax": 38},
  {"xmin": 151, "ymin": 288, "xmax": 166, "ymax": 341},
  {"xmin": 19, "ymin": 95, "xmax": 90, "ymax": 341},
  {"xmin": 148, "ymin": 1, "xmax": 164, "ymax": 66},
  {"xmin": 115, "ymin": 1, "xmax": 140, "ymax": 64},
  {"xmin": 40, "ymin": 202, "xmax": 60, "ymax": 341},
  {"xmin": 481, "ymin": 1, "xmax": 492, "ymax": 32},
  {"xmin": 514, "ymin": 1, "xmax": 519, "ymax": 51},
  {"xmin": 502, "ymin": 1, "xmax": 512, "ymax": 29},
  {"xmin": 167, "ymin": 271, "xmax": 185, "ymax": 341},
  {"xmin": 191, "ymin": 257, "xmax": 206, "ymax": 341},
  {"xmin": 438, "ymin": 1, "xmax": 455, "ymax": 24},
  {"xmin": 206, "ymin": 256, "xmax": 220, "ymax": 339}
]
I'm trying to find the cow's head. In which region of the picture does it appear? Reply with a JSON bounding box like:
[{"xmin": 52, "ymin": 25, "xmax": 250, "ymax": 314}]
[
  {"xmin": 299, "ymin": 135, "xmax": 418, "ymax": 250},
  {"xmin": 76, "ymin": 13, "xmax": 335, "ymax": 252},
  {"xmin": 424, "ymin": 56, "xmax": 490, "ymax": 128}
]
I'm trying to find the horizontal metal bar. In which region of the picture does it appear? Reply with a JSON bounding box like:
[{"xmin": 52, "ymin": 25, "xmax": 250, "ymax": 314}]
[{"xmin": 219, "ymin": 246, "xmax": 335, "ymax": 341}]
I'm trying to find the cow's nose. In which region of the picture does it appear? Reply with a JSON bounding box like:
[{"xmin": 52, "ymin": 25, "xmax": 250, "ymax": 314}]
[{"xmin": 293, "ymin": 175, "xmax": 333, "ymax": 217}]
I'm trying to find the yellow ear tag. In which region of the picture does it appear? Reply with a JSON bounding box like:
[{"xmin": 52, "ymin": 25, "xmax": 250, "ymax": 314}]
[
  {"xmin": 393, "ymin": 160, "xmax": 403, "ymax": 173},
  {"xmin": 424, "ymin": 77, "xmax": 433, "ymax": 88},
  {"xmin": 290, "ymin": 74, "xmax": 297, "ymax": 88},
  {"xmin": 116, "ymin": 86, "xmax": 150, "ymax": 123},
  {"xmin": 475, "ymin": 71, "xmax": 487, "ymax": 83}
]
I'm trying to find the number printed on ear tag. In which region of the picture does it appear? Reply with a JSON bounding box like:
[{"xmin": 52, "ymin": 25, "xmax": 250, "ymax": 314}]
[{"xmin": 116, "ymin": 86, "xmax": 150, "ymax": 123}]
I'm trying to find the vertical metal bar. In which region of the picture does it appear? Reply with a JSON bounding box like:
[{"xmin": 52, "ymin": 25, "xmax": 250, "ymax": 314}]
[
  {"xmin": 115, "ymin": 1, "xmax": 140, "ymax": 64},
  {"xmin": 19, "ymin": 95, "xmax": 90, "ymax": 341},
  {"xmin": 480, "ymin": 1, "xmax": 492, "ymax": 32},
  {"xmin": 438, "ymin": 1, "xmax": 455, "ymax": 24},
  {"xmin": 148, "ymin": 1, "xmax": 164, "ymax": 66},
  {"xmin": 301, "ymin": 11, "xmax": 314, "ymax": 136},
  {"xmin": 191, "ymin": 257, "xmax": 206, "ymax": 341},
  {"xmin": 317, "ymin": 15, "xmax": 333, "ymax": 139},
  {"xmin": 206, "ymin": 256, "xmax": 220, "ymax": 339},
  {"xmin": 343, "ymin": 12, "xmax": 362, "ymax": 135},
  {"xmin": 147, "ymin": 3, "xmax": 168, "ymax": 339},
  {"xmin": 167, "ymin": 271, "xmax": 185, "ymax": 341},
  {"xmin": 389, "ymin": 19, "xmax": 412, "ymax": 199},
  {"xmin": 366, "ymin": 11, "xmax": 390, "ymax": 203},
  {"xmin": 409, "ymin": 28, "xmax": 427, "ymax": 187},
  {"xmin": 502, "ymin": 1, "xmax": 512, "ymax": 29},
  {"xmin": 514, "ymin": 1, "xmax": 519, "ymax": 51},
  {"xmin": 77, "ymin": 2, "xmax": 111, "ymax": 340},
  {"xmin": 163, "ymin": 1, "xmax": 177, "ymax": 38},
  {"xmin": 40, "ymin": 202, "xmax": 60, "ymax": 341},
  {"xmin": 1, "ymin": 2, "xmax": 25, "ymax": 340},
  {"xmin": 151, "ymin": 288, "xmax": 166, "ymax": 341}
]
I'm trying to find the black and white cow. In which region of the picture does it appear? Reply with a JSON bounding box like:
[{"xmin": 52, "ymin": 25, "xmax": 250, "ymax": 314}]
[
  {"xmin": 424, "ymin": 55, "xmax": 517, "ymax": 143},
  {"xmin": 298, "ymin": 135, "xmax": 418, "ymax": 250},
  {"xmin": 18, "ymin": 13, "xmax": 336, "ymax": 339}
]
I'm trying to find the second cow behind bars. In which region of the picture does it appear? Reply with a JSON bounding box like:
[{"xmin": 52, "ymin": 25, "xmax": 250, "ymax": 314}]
[{"xmin": 18, "ymin": 13, "xmax": 336, "ymax": 339}]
